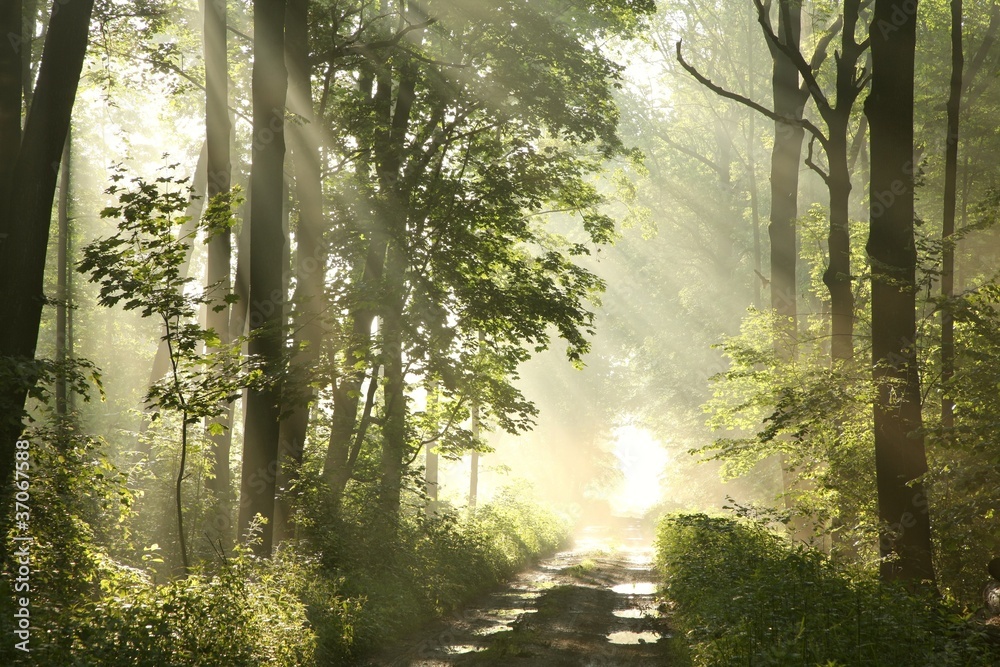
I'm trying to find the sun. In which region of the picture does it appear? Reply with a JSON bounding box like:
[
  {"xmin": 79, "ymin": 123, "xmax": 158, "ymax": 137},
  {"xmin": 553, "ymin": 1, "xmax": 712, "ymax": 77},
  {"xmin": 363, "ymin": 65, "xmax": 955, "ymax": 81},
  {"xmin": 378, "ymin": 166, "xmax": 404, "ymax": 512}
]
[{"xmin": 608, "ymin": 425, "xmax": 670, "ymax": 516}]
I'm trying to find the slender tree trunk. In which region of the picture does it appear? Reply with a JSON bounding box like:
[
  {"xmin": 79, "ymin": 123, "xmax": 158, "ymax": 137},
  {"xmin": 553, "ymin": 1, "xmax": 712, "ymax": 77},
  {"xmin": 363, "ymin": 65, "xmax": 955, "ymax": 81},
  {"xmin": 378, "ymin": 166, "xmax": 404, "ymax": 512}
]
[
  {"xmin": 322, "ymin": 70, "xmax": 383, "ymax": 503},
  {"xmin": 767, "ymin": 0, "xmax": 807, "ymax": 540},
  {"xmin": 822, "ymin": 0, "xmax": 867, "ymax": 365},
  {"xmin": 865, "ymin": 0, "xmax": 935, "ymax": 585},
  {"xmin": 425, "ymin": 442, "xmax": 438, "ymax": 515},
  {"xmin": 375, "ymin": 58, "xmax": 417, "ymax": 519},
  {"xmin": 239, "ymin": 0, "xmax": 287, "ymax": 557},
  {"xmin": 824, "ymin": 133, "xmax": 855, "ymax": 364},
  {"xmin": 324, "ymin": 308, "xmax": 379, "ymax": 498},
  {"xmin": 768, "ymin": 1, "xmax": 804, "ymax": 357},
  {"xmin": 379, "ymin": 243, "xmax": 407, "ymax": 518},
  {"xmin": 748, "ymin": 121, "xmax": 763, "ymax": 310},
  {"xmin": 0, "ymin": 0, "xmax": 96, "ymax": 553},
  {"xmin": 469, "ymin": 392, "xmax": 480, "ymax": 510},
  {"xmin": 56, "ymin": 130, "xmax": 70, "ymax": 426},
  {"xmin": 941, "ymin": 0, "xmax": 963, "ymax": 432},
  {"xmin": 275, "ymin": 0, "xmax": 327, "ymax": 542},
  {"xmin": 204, "ymin": 0, "xmax": 234, "ymax": 544}
]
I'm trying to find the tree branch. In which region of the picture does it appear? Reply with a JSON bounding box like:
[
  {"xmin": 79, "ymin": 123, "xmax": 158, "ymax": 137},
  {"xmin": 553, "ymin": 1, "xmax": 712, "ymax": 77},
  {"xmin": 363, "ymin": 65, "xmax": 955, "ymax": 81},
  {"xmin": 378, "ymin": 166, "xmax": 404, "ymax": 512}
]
[
  {"xmin": 752, "ymin": 0, "xmax": 841, "ymax": 115},
  {"xmin": 676, "ymin": 40, "xmax": 829, "ymax": 149},
  {"xmin": 804, "ymin": 135, "xmax": 831, "ymax": 185}
]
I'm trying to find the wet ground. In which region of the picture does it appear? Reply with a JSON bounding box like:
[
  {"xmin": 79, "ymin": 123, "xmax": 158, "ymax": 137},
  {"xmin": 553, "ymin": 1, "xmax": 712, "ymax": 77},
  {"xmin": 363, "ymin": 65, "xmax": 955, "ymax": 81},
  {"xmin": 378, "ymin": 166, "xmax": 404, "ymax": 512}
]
[{"xmin": 368, "ymin": 521, "xmax": 678, "ymax": 666}]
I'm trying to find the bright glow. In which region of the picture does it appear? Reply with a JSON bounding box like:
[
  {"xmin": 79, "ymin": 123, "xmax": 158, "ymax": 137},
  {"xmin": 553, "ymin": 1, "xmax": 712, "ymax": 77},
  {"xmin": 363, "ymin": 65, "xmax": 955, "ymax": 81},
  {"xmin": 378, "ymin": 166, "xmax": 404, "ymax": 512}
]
[{"xmin": 608, "ymin": 425, "xmax": 669, "ymax": 516}]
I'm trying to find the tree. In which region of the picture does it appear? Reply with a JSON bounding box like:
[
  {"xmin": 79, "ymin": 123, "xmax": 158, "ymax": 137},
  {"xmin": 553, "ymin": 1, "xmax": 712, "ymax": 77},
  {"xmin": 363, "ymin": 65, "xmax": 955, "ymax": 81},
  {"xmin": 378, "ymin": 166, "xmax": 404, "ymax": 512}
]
[
  {"xmin": 79, "ymin": 170, "xmax": 249, "ymax": 575},
  {"xmin": 315, "ymin": 0, "xmax": 655, "ymax": 519},
  {"xmin": 0, "ymin": 0, "xmax": 96, "ymax": 560},
  {"xmin": 238, "ymin": 0, "xmax": 288, "ymax": 556},
  {"xmin": 275, "ymin": 0, "xmax": 329, "ymax": 542},
  {"xmin": 764, "ymin": 0, "xmax": 806, "ymax": 361},
  {"xmin": 865, "ymin": 0, "xmax": 935, "ymax": 585},
  {"xmin": 203, "ymin": 0, "xmax": 235, "ymax": 538},
  {"xmin": 751, "ymin": 0, "xmax": 870, "ymax": 364}
]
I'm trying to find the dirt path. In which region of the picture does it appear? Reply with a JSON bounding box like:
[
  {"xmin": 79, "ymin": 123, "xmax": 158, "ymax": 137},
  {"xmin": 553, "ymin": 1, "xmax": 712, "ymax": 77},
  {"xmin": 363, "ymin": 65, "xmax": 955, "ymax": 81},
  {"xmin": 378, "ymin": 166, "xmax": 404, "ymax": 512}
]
[{"xmin": 368, "ymin": 522, "xmax": 677, "ymax": 666}]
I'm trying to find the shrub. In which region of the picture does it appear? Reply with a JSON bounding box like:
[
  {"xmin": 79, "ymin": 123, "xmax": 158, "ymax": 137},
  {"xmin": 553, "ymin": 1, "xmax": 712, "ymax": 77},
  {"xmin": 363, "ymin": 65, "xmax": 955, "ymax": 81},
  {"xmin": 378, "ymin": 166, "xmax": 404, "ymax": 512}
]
[{"xmin": 656, "ymin": 513, "xmax": 1000, "ymax": 667}]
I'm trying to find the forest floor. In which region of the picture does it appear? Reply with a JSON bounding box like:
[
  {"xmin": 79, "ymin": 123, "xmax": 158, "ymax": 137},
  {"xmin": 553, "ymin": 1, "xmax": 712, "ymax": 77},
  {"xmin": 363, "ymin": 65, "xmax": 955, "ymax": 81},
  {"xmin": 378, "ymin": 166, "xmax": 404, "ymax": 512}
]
[{"xmin": 368, "ymin": 520, "xmax": 684, "ymax": 666}]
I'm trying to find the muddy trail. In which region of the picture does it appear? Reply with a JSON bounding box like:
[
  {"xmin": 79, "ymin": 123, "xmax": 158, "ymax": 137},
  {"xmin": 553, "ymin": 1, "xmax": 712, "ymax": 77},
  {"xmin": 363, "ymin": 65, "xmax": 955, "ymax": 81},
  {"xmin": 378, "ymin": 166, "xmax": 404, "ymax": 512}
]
[{"xmin": 368, "ymin": 521, "xmax": 678, "ymax": 666}]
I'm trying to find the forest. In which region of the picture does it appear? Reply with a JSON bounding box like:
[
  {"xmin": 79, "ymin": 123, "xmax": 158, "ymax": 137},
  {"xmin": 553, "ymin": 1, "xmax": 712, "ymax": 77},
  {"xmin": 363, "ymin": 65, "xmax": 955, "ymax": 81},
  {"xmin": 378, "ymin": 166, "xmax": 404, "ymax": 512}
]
[{"xmin": 2, "ymin": 0, "xmax": 1000, "ymax": 664}]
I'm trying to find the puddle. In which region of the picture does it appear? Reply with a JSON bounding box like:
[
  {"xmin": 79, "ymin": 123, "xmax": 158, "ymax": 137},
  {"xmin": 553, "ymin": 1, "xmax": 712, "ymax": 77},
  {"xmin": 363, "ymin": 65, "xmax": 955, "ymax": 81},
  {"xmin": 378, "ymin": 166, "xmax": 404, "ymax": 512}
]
[
  {"xmin": 472, "ymin": 624, "xmax": 512, "ymax": 636},
  {"xmin": 606, "ymin": 630, "xmax": 660, "ymax": 645},
  {"xmin": 612, "ymin": 607, "xmax": 662, "ymax": 619},
  {"xmin": 494, "ymin": 608, "xmax": 536, "ymax": 617},
  {"xmin": 444, "ymin": 644, "xmax": 485, "ymax": 654},
  {"xmin": 610, "ymin": 582, "xmax": 657, "ymax": 595}
]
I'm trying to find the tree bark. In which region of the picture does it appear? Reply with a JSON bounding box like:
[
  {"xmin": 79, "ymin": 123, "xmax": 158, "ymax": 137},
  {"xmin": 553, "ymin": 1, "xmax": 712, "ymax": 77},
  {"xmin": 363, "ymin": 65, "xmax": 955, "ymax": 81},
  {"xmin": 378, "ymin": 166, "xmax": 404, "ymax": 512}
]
[
  {"xmin": 0, "ymin": 0, "xmax": 95, "ymax": 543},
  {"xmin": 56, "ymin": 130, "xmax": 70, "ymax": 426},
  {"xmin": 768, "ymin": 1, "xmax": 805, "ymax": 359},
  {"xmin": 379, "ymin": 243, "xmax": 407, "ymax": 518},
  {"xmin": 822, "ymin": 0, "xmax": 867, "ymax": 364},
  {"xmin": 865, "ymin": 0, "xmax": 935, "ymax": 585},
  {"xmin": 941, "ymin": 0, "xmax": 963, "ymax": 432},
  {"xmin": 469, "ymin": 391, "xmax": 480, "ymax": 510},
  {"xmin": 238, "ymin": 0, "xmax": 287, "ymax": 557},
  {"xmin": 204, "ymin": 0, "xmax": 234, "ymax": 541},
  {"xmin": 275, "ymin": 0, "xmax": 327, "ymax": 542},
  {"xmin": 375, "ymin": 61, "xmax": 417, "ymax": 519},
  {"xmin": 0, "ymin": 0, "xmax": 22, "ymax": 202}
]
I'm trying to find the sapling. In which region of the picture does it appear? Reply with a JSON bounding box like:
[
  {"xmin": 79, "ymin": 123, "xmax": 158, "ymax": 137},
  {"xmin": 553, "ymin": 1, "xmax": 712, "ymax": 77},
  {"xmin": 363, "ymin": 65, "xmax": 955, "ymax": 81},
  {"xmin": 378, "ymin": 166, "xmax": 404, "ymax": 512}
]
[{"xmin": 79, "ymin": 166, "xmax": 260, "ymax": 575}]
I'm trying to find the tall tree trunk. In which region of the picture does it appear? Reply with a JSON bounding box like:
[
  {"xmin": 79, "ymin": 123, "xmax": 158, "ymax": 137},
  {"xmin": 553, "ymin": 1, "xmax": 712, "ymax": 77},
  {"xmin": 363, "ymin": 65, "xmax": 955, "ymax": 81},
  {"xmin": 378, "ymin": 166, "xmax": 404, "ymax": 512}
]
[
  {"xmin": 768, "ymin": 1, "xmax": 804, "ymax": 358},
  {"xmin": 822, "ymin": 0, "xmax": 868, "ymax": 365},
  {"xmin": 0, "ymin": 0, "xmax": 22, "ymax": 201},
  {"xmin": 375, "ymin": 59, "xmax": 417, "ymax": 519},
  {"xmin": 322, "ymin": 69, "xmax": 382, "ymax": 503},
  {"xmin": 238, "ymin": 0, "xmax": 287, "ymax": 557},
  {"xmin": 425, "ymin": 442, "xmax": 438, "ymax": 515},
  {"xmin": 941, "ymin": 0, "xmax": 963, "ymax": 432},
  {"xmin": 275, "ymin": 0, "xmax": 327, "ymax": 542},
  {"xmin": 379, "ymin": 241, "xmax": 407, "ymax": 518},
  {"xmin": 204, "ymin": 0, "xmax": 234, "ymax": 542},
  {"xmin": 0, "ymin": 0, "xmax": 96, "ymax": 556},
  {"xmin": 865, "ymin": 0, "xmax": 935, "ymax": 585},
  {"xmin": 469, "ymin": 392, "xmax": 480, "ymax": 510},
  {"xmin": 56, "ymin": 130, "xmax": 70, "ymax": 427},
  {"xmin": 767, "ymin": 0, "xmax": 807, "ymax": 541},
  {"xmin": 825, "ymin": 129, "xmax": 855, "ymax": 364}
]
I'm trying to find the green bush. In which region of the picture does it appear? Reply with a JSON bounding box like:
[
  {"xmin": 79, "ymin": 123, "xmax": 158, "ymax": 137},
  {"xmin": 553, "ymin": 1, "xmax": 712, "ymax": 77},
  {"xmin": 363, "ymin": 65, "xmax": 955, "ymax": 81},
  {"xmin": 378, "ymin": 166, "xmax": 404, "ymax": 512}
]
[
  {"xmin": 656, "ymin": 513, "xmax": 1000, "ymax": 667},
  {"xmin": 306, "ymin": 483, "xmax": 569, "ymax": 663}
]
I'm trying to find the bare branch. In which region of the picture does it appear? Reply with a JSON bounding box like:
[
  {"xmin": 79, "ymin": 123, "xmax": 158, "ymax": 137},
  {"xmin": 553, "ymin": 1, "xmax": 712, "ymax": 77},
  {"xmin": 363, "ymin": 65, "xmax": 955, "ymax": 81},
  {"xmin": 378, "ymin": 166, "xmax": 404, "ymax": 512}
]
[
  {"xmin": 676, "ymin": 40, "xmax": 829, "ymax": 148},
  {"xmin": 804, "ymin": 136, "xmax": 831, "ymax": 185},
  {"xmin": 752, "ymin": 0, "xmax": 841, "ymax": 115}
]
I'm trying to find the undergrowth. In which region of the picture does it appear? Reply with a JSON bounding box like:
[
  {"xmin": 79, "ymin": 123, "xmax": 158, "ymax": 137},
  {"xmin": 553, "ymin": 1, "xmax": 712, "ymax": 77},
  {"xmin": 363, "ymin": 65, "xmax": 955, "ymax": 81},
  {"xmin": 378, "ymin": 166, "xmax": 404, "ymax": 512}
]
[
  {"xmin": 0, "ymin": 430, "xmax": 567, "ymax": 667},
  {"xmin": 308, "ymin": 484, "xmax": 569, "ymax": 663},
  {"xmin": 656, "ymin": 513, "xmax": 1000, "ymax": 667}
]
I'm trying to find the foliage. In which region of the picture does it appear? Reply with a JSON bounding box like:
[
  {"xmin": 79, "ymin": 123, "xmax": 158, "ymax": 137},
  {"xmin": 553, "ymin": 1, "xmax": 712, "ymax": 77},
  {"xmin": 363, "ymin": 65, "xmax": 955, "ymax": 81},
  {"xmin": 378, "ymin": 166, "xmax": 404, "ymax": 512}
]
[
  {"xmin": 924, "ymin": 280, "xmax": 1000, "ymax": 604},
  {"xmin": 656, "ymin": 513, "xmax": 1000, "ymax": 667},
  {"xmin": 77, "ymin": 168, "xmax": 259, "ymax": 569},
  {"xmin": 702, "ymin": 307, "xmax": 880, "ymax": 559},
  {"xmin": 301, "ymin": 480, "xmax": 569, "ymax": 663}
]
